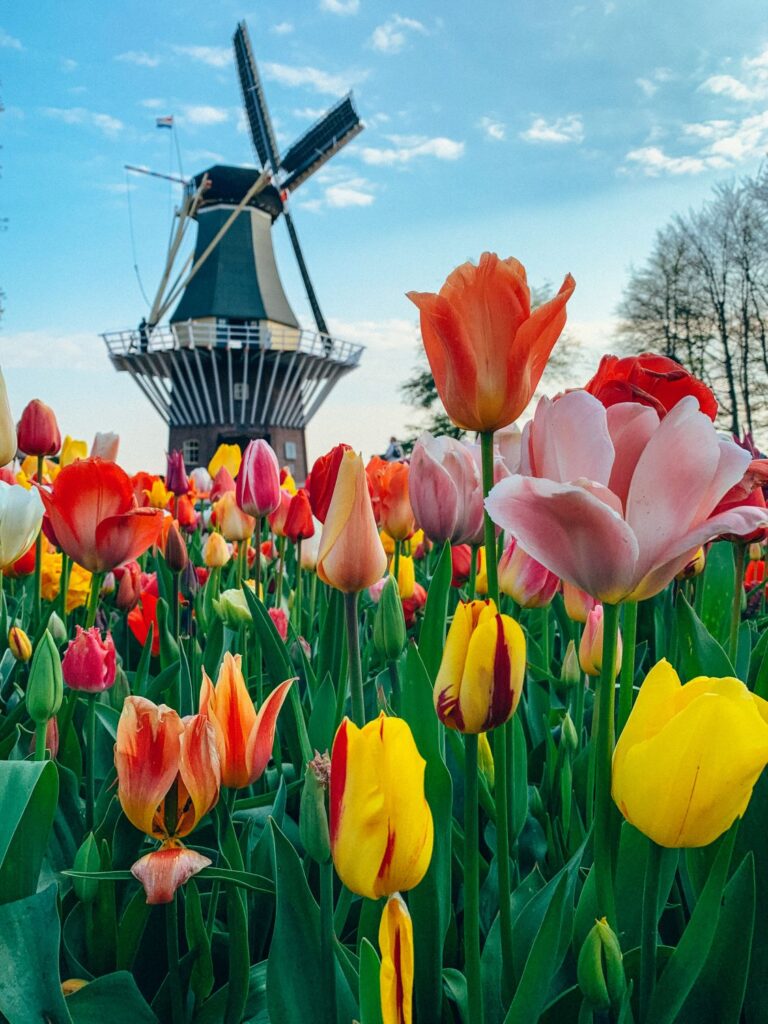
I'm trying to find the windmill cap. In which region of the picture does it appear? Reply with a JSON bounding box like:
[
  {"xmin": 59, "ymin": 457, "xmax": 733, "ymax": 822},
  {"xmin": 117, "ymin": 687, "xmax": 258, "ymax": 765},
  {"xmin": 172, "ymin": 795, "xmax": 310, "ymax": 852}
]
[{"xmin": 192, "ymin": 165, "xmax": 282, "ymax": 220}]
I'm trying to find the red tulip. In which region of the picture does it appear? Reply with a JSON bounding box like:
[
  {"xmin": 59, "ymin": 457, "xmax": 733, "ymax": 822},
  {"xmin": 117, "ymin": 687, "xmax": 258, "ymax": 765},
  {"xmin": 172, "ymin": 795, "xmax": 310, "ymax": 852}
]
[
  {"xmin": 237, "ymin": 439, "xmax": 281, "ymax": 517},
  {"xmin": 115, "ymin": 561, "xmax": 142, "ymax": 611},
  {"xmin": 307, "ymin": 443, "xmax": 351, "ymax": 523},
  {"xmin": 284, "ymin": 489, "xmax": 315, "ymax": 543},
  {"xmin": 17, "ymin": 399, "xmax": 61, "ymax": 457},
  {"xmin": 62, "ymin": 626, "xmax": 117, "ymax": 692},
  {"xmin": 211, "ymin": 465, "xmax": 236, "ymax": 500},
  {"xmin": 175, "ymin": 493, "xmax": 198, "ymax": 530},
  {"xmin": 165, "ymin": 450, "xmax": 189, "ymax": 496},
  {"xmin": 128, "ymin": 590, "xmax": 160, "ymax": 656},
  {"xmin": 584, "ymin": 353, "xmax": 717, "ymax": 421},
  {"xmin": 268, "ymin": 489, "xmax": 292, "ymax": 537}
]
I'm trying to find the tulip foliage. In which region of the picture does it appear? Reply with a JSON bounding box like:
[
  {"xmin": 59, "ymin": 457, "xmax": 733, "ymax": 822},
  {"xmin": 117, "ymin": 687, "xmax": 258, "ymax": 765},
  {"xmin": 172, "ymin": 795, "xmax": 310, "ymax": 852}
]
[{"xmin": 4, "ymin": 256, "xmax": 768, "ymax": 1024}]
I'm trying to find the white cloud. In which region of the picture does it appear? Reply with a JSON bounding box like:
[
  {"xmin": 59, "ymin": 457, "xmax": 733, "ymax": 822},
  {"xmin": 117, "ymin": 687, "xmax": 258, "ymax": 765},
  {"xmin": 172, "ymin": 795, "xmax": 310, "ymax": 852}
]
[
  {"xmin": 41, "ymin": 106, "xmax": 124, "ymax": 137},
  {"xmin": 180, "ymin": 105, "xmax": 229, "ymax": 126},
  {"xmin": 320, "ymin": 0, "xmax": 360, "ymax": 14},
  {"xmin": 700, "ymin": 74, "xmax": 760, "ymax": 102},
  {"xmin": 61, "ymin": 58, "xmax": 78, "ymax": 72},
  {"xmin": 360, "ymin": 134, "xmax": 464, "ymax": 165},
  {"xmin": 293, "ymin": 106, "xmax": 328, "ymax": 120},
  {"xmin": 682, "ymin": 119, "xmax": 733, "ymax": 140},
  {"xmin": 479, "ymin": 115, "xmax": 505, "ymax": 141},
  {"xmin": 625, "ymin": 145, "xmax": 711, "ymax": 176},
  {"xmin": 707, "ymin": 111, "xmax": 768, "ymax": 161},
  {"xmin": 140, "ymin": 97, "xmax": 166, "ymax": 109},
  {"xmin": 271, "ymin": 22, "xmax": 294, "ymax": 35},
  {"xmin": 263, "ymin": 62, "xmax": 367, "ymax": 96},
  {"xmin": 370, "ymin": 15, "xmax": 427, "ymax": 55},
  {"xmin": 636, "ymin": 78, "xmax": 658, "ymax": 98},
  {"xmin": 299, "ymin": 175, "xmax": 376, "ymax": 210},
  {"xmin": 116, "ymin": 50, "xmax": 161, "ymax": 68},
  {"xmin": 521, "ymin": 114, "xmax": 584, "ymax": 144},
  {"xmin": 744, "ymin": 46, "xmax": 768, "ymax": 73},
  {"xmin": 0, "ymin": 28, "xmax": 22, "ymax": 50},
  {"xmin": 173, "ymin": 45, "xmax": 231, "ymax": 68}
]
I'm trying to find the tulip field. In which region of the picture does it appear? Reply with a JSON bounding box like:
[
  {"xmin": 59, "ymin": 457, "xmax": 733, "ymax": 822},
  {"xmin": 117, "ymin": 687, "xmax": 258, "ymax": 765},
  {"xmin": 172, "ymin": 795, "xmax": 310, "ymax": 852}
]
[{"xmin": 3, "ymin": 252, "xmax": 768, "ymax": 1024}]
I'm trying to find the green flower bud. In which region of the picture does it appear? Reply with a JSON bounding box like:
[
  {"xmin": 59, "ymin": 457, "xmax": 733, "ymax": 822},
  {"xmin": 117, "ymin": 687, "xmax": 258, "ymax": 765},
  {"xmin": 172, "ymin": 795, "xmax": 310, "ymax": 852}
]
[
  {"xmin": 47, "ymin": 611, "xmax": 68, "ymax": 644},
  {"xmin": 478, "ymin": 732, "xmax": 495, "ymax": 790},
  {"xmin": 577, "ymin": 917, "xmax": 626, "ymax": 1010},
  {"xmin": 373, "ymin": 576, "xmax": 406, "ymax": 663},
  {"xmin": 299, "ymin": 754, "xmax": 331, "ymax": 864},
  {"xmin": 73, "ymin": 833, "xmax": 101, "ymax": 903},
  {"xmin": 213, "ymin": 588, "xmax": 253, "ymax": 628},
  {"xmin": 26, "ymin": 631, "xmax": 63, "ymax": 724},
  {"xmin": 560, "ymin": 639, "xmax": 581, "ymax": 687},
  {"xmin": 561, "ymin": 711, "xmax": 579, "ymax": 753}
]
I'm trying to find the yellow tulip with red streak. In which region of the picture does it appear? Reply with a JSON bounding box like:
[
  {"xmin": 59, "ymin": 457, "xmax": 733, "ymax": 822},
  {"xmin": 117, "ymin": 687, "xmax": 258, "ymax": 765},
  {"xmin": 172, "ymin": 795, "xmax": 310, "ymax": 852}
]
[{"xmin": 379, "ymin": 892, "xmax": 415, "ymax": 1024}]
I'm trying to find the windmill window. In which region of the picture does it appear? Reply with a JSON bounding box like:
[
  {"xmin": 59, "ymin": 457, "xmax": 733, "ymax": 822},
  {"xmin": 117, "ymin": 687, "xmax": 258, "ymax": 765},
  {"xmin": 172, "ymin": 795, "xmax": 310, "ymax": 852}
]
[
  {"xmin": 234, "ymin": 382, "xmax": 250, "ymax": 401},
  {"xmin": 285, "ymin": 441, "xmax": 297, "ymax": 460},
  {"xmin": 182, "ymin": 439, "xmax": 200, "ymax": 466}
]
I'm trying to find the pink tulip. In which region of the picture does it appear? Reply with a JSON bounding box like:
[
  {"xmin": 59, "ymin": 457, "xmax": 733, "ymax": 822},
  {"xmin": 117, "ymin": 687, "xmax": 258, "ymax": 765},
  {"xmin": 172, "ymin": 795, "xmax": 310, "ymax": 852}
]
[
  {"xmin": 62, "ymin": 626, "xmax": 117, "ymax": 692},
  {"xmin": 579, "ymin": 605, "xmax": 622, "ymax": 677},
  {"xmin": 210, "ymin": 466, "xmax": 236, "ymax": 501},
  {"xmin": 237, "ymin": 439, "xmax": 281, "ymax": 518},
  {"xmin": 486, "ymin": 391, "xmax": 768, "ymax": 603},
  {"xmin": 498, "ymin": 537, "xmax": 559, "ymax": 608},
  {"xmin": 91, "ymin": 432, "xmax": 120, "ymax": 461},
  {"xmin": 409, "ymin": 433, "xmax": 484, "ymax": 545}
]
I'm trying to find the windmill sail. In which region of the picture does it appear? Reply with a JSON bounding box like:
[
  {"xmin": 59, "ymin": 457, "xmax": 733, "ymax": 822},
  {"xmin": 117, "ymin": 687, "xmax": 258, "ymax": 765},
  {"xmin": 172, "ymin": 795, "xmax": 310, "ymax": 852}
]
[
  {"xmin": 233, "ymin": 21, "xmax": 280, "ymax": 173},
  {"xmin": 281, "ymin": 95, "xmax": 363, "ymax": 192}
]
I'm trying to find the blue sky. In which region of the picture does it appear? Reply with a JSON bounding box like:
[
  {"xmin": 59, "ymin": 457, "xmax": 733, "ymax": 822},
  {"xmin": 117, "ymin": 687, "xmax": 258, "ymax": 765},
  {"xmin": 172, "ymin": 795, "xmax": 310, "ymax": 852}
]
[{"xmin": 2, "ymin": 0, "xmax": 768, "ymax": 471}]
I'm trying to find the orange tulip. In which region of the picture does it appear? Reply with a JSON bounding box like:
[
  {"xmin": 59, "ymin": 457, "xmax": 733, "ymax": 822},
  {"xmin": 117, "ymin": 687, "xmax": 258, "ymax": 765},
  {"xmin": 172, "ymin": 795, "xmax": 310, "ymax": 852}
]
[
  {"xmin": 317, "ymin": 450, "xmax": 387, "ymax": 593},
  {"xmin": 370, "ymin": 461, "xmax": 415, "ymax": 542},
  {"xmin": 407, "ymin": 253, "xmax": 575, "ymax": 433},
  {"xmin": 199, "ymin": 651, "xmax": 293, "ymax": 789},
  {"xmin": 115, "ymin": 696, "xmax": 220, "ymax": 903}
]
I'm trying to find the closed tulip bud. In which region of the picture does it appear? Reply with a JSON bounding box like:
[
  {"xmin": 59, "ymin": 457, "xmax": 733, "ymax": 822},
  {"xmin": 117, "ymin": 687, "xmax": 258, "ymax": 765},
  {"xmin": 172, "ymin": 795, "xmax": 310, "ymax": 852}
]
[
  {"xmin": 284, "ymin": 488, "xmax": 315, "ymax": 543},
  {"xmin": 577, "ymin": 918, "xmax": 626, "ymax": 1011},
  {"xmin": 373, "ymin": 575, "xmax": 407, "ymax": 662},
  {"xmin": 8, "ymin": 625, "xmax": 32, "ymax": 662},
  {"xmin": 299, "ymin": 754, "xmax": 331, "ymax": 864},
  {"xmin": 612, "ymin": 660, "xmax": 768, "ymax": 846},
  {"xmin": 190, "ymin": 466, "xmax": 212, "ymax": 494},
  {"xmin": 236, "ymin": 439, "xmax": 281, "ymax": 517},
  {"xmin": 62, "ymin": 626, "xmax": 116, "ymax": 692},
  {"xmin": 478, "ymin": 732, "xmax": 495, "ymax": 789},
  {"xmin": 392, "ymin": 553, "xmax": 415, "ymax": 599},
  {"xmin": 115, "ymin": 561, "xmax": 142, "ymax": 611},
  {"xmin": 330, "ymin": 713, "xmax": 433, "ymax": 899},
  {"xmin": 409, "ymin": 432, "xmax": 484, "ymax": 545},
  {"xmin": 73, "ymin": 833, "xmax": 101, "ymax": 904},
  {"xmin": 47, "ymin": 611, "xmax": 67, "ymax": 644},
  {"xmin": 579, "ymin": 605, "xmax": 622, "ymax": 678},
  {"xmin": 17, "ymin": 399, "xmax": 61, "ymax": 456},
  {"xmin": 90, "ymin": 431, "xmax": 119, "ymax": 461},
  {"xmin": 210, "ymin": 465, "xmax": 236, "ymax": 500},
  {"xmin": 379, "ymin": 894, "xmax": 415, "ymax": 1024},
  {"xmin": 203, "ymin": 531, "xmax": 230, "ymax": 568},
  {"xmin": 374, "ymin": 461, "xmax": 416, "ymax": 542},
  {"xmin": 749, "ymin": 542, "xmax": 764, "ymax": 561},
  {"xmin": 560, "ymin": 640, "xmax": 581, "ymax": 687},
  {"xmin": 307, "ymin": 443, "xmax": 352, "ymax": 523},
  {"xmin": 26, "ymin": 631, "xmax": 63, "ymax": 723},
  {"xmin": 561, "ymin": 712, "xmax": 579, "ymax": 752},
  {"xmin": 675, "ymin": 546, "xmax": 705, "ymax": 580},
  {"xmin": 498, "ymin": 538, "xmax": 559, "ymax": 608},
  {"xmin": 434, "ymin": 599, "xmax": 526, "ymax": 733},
  {"xmin": 208, "ymin": 442, "xmax": 241, "ymax": 480},
  {"xmin": 216, "ymin": 491, "xmax": 255, "ymax": 542},
  {"xmin": 0, "ymin": 368, "xmax": 17, "ymax": 467},
  {"xmin": 317, "ymin": 450, "xmax": 387, "ymax": 593},
  {"xmin": 165, "ymin": 450, "xmax": 189, "ymax": 496},
  {"xmin": 213, "ymin": 588, "xmax": 253, "ymax": 627},
  {"xmin": 563, "ymin": 581, "xmax": 597, "ymax": 624},
  {"xmin": 268, "ymin": 489, "xmax": 291, "ymax": 537},
  {"xmin": 165, "ymin": 522, "xmax": 189, "ymax": 573}
]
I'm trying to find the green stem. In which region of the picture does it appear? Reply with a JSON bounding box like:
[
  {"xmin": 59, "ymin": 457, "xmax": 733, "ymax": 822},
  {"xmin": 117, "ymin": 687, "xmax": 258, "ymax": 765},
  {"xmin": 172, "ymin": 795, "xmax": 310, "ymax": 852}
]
[
  {"xmin": 59, "ymin": 553, "xmax": 71, "ymax": 620},
  {"xmin": 254, "ymin": 516, "xmax": 263, "ymax": 590},
  {"xmin": 236, "ymin": 538, "xmax": 248, "ymax": 589},
  {"xmin": 344, "ymin": 591, "xmax": 365, "ymax": 726},
  {"xmin": 85, "ymin": 693, "xmax": 97, "ymax": 831},
  {"xmin": 320, "ymin": 860, "xmax": 337, "ymax": 1024},
  {"xmin": 85, "ymin": 572, "xmax": 103, "ymax": 630},
  {"xmin": 730, "ymin": 543, "xmax": 746, "ymax": 666},
  {"xmin": 166, "ymin": 894, "xmax": 185, "ymax": 1024},
  {"xmin": 34, "ymin": 455, "xmax": 44, "ymax": 624},
  {"xmin": 480, "ymin": 432, "xmax": 500, "ymax": 605},
  {"xmin": 393, "ymin": 539, "xmax": 401, "ymax": 586},
  {"xmin": 295, "ymin": 539, "xmax": 303, "ymax": 633},
  {"xmin": 387, "ymin": 660, "xmax": 401, "ymax": 711},
  {"xmin": 275, "ymin": 536, "xmax": 286, "ymax": 607},
  {"xmin": 308, "ymin": 571, "xmax": 318, "ymax": 643},
  {"xmin": 617, "ymin": 601, "xmax": 638, "ymax": 735},
  {"xmin": 494, "ymin": 721, "xmax": 514, "ymax": 1005},
  {"xmin": 464, "ymin": 734, "xmax": 483, "ymax": 1024},
  {"xmin": 34, "ymin": 720, "xmax": 48, "ymax": 761},
  {"xmin": 639, "ymin": 840, "xmax": 663, "ymax": 1023},
  {"xmin": 468, "ymin": 543, "xmax": 478, "ymax": 601},
  {"xmin": 540, "ymin": 605, "xmax": 550, "ymax": 675},
  {"xmin": 594, "ymin": 602, "xmax": 620, "ymax": 928},
  {"xmin": 574, "ymin": 672, "xmax": 586, "ymax": 748},
  {"xmin": 171, "ymin": 572, "xmax": 181, "ymax": 644}
]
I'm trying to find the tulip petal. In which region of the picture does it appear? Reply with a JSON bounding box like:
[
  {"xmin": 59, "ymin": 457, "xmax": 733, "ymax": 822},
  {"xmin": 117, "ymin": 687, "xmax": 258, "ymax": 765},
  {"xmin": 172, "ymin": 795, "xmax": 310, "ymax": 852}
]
[
  {"xmin": 131, "ymin": 844, "xmax": 211, "ymax": 905},
  {"xmin": 530, "ymin": 391, "xmax": 614, "ymax": 486},
  {"xmin": 176, "ymin": 715, "xmax": 220, "ymax": 837},
  {"xmin": 207, "ymin": 652, "xmax": 257, "ymax": 790},
  {"xmin": 510, "ymin": 273, "xmax": 575, "ymax": 405},
  {"xmin": 605, "ymin": 403, "xmax": 659, "ymax": 507},
  {"xmin": 486, "ymin": 475, "xmax": 639, "ymax": 603},
  {"xmin": 245, "ymin": 678, "xmax": 294, "ymax": 783},
  {"xmin": 379, "ymin": 893, "xmax": 415, "ymax": 1024},
  {"xmin": 93, "ymin": 508, "xmax": 164, "ymax": 573}
]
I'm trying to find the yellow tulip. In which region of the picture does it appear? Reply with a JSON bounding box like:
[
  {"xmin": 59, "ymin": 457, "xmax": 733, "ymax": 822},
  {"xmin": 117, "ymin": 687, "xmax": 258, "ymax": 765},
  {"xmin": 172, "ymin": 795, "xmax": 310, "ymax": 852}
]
[
  {"xmin": 434, "ymin": 599, "xmax": 525, "ymax": 733},
  {"xmin": 40, "ymin": 550, "xmax": 92, "ymax": 612},
  {"xmin": 330, "ymin": 713, "xmax": 433, "ymax": 900},
  {"xmin": 612, "ymin": 659, "xmax": 768, "ymax": 847},
  {"xmin": 281, "ymin": 470, "xmax": 297, "ymax": 495},
  {"xmin": 202, "ymin": 532, "xmax": 231, "ymax": 568},
  {"xmin": 145, "ymin": 478, "xmax": 173, "ymax": 510},
  {"xmin": 380, "ymin": 530, "xmax": 396, "ymax": 557},
  {"xmin": 208, "ymin": 443, "xmax": 242, "ymax": 480},
  {"xmin": 474, "ymin": 547, "xmax": 488, "ymax": 596},
  {"xmin": 60, "ymin": 435, "xmax": 88, "ymax": 468},
  {"xmin": 379, "ymin": 893, "xmax": 414, "ymax": 1024},
  {"xmin": 391, "ymin": 553, "xmax": 415, "ymax": 599}
]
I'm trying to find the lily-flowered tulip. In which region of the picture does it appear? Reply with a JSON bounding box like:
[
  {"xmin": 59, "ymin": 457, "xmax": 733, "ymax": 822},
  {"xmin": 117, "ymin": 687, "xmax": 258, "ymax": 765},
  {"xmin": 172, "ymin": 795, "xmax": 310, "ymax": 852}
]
[
  {"xmin": 434, "ymin": 599, "xmax": 526, "ymax": 733},
  {"xmin": 215, "ymin": 490, "xmax": 256, "ymax": 542},
  {"xmin": 91, "ymin": 431, "xmax": 119, "ymax": 461},
  {"xmin": 498, "ymin": 537, "xmax": 559, "ymax": 608},
  {"xmin": 17, "ymin": 399, "xmax": 61, "ymax": 457},
  {"xmin": 407, "ymin": 253, "xmax": 575, "ymax": 433},
  {"xmin": 62, "ymin": 626, "xmax": 116, "ymax": 692},
  {"xmin": 379, "ymin": 893, "xmax": 415, "ymax": 1024},
  {"xmin": 165, "ymin": 450, "xmax": 189, "ymax": 496},
  {"xmin": 486, "ymin": 391, "xmax": 768, "ymax": 603},
  {"xmin": 307, "ymin": 443, "xmax": 351, "ymax": 522},
  {"xmin": 115, "ymin": 696, "xmax": 220, "ymax": 903},
  {"xmin": 284, "ymin": 488, "xmax": 315, "ymax": 543},
  {"xmin": 0, "ymin": 368, "xmax": 16, "ymax": 466},
  {"xmin": 612, "ymin": 660, "xmax": 768, "ymax": 847},
  {"xmin": 330, "ymin": 713, "xmax": 433, "ymax": 899},
  {"xmin": 579, "ymin": 605, "xmax": 623, "ymax": 678},
  {"xmin": 199, "ymin": 652, "xmax": 293, "ymax": 789},
  {"xmin": 60, "ymin": 436, "xmax": 88, "ymax": 468},
  {"xmin": 145, "ymin": 477, "xmax": 173, "ymax": 510},
  {"xmin": 0, "ymin": 482, "xmax": 43, "ymax": 569},
  {"xmin": 236, "ymin": 438, "xmax": 281, "ymax": 517},
  {"xmin": 208, "ymin": 442, "xmax": 241, "ymax": 480},
  {"xmin": 409, "ymin": 433, "xmax": 483, "ymax": 545},
  {"xmin": 39, "ymin": 459, "xmax": 163, "ymax": 573},
  {"xmin": 202, "ymin": 531, "xmax": 231, "ymax": 568},
  {"xmin": 584, "ymin": 352, "xmax": 717, "ymax": 421},
  {"xmin": 317, "ymin": 450, "xmax": 387, "ymax": 593}
]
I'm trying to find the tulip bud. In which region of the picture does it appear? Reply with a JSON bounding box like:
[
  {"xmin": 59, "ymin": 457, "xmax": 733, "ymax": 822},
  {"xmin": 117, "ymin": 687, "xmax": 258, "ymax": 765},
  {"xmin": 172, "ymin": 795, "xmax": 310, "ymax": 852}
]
[
  {"xmin": 47, "ymin": 611, "xmax": 68, "ymax": 644},
  {"xmin": 0, "ymin": 368, "xmax": 17, "ymax": 467},
  {"xmin": 675, "ymin": 547, "xmax": 705, "ymax": 580},
  {"xmin": 268, "ymin": 489, "xmax": 291, "ymax": 538},
  {"xmin": 190, "ymin": 466, "xmax": 212, "ymax": 494},
  {"xmin": 165, "ymin": 522, "xmax": 189, "ymax": 574},
  {"xmin": 115, "ymin": 562, "xmax": 142, "ymax": 611},
  {"xmin": 579, "ymin": 605, "xmax": 622, "ymax": 678},
  {"xmin": 62, "ymin": 980, "xmax": 89, "ymax": 997},
  {"xmin": 61, "ymin": 627, "xmax": 117, "ymax": 692},
  {"xmin": 100, "ymin": 572, "xmax": 116, "ymax": 597},
  {"xmin": 299, "ymin": 754, "xmax": 331, "ymax": 864},
  {"xmin": 17, "ymin": 399, "xmax": 61, "ymax": 457},
  {"xmin": 498, "ymin": 538, "xmax": 559, "ymax": 608},
  {"xmin": 26, "ymin": 631, "xmax": 63, "ymax": 724},
  {"xmin": 203, "ymin": 531, "xmax": 230, "ymax": 568},
  {"xmin": 90, "ymin": 432, "xmax": 119, "ymax": 461},
  {"xmin": 561, "ymin": 712, "xmax": 578, "ymax": 753},
  {"xmin": 560, "ymin": 640, "xmax": 581, "ymax": 687},
  {"xmin": 478, "ymin": 732, "xmax": 495, "ymax": 789},
  {"xmin": 212, "ymin": 588, "xmax": 253, "ymax": 628},
  {"xmin": 8, "ymin": 625, "xmax": 32, "ymax": 662},
  {"xmin": 577, "ymin": 918, "xmax": 626, "ymax": 1011},
  {"xmin": 210, "ymin": 465, "xmax": 236, "ymax": 500},
  {"xmin": 268, "ymin": 606, "xmax": 289, "ymax": 640},
  {"xmin": 563, "ymin": 581, "xmax": 597, "ymax": 624},
  {"xmin": 749, "ymin": 542, "xmax": 764, "ymax": 561},
  {"xmin": 73, "ymin": 833, "xmax": 101, "ymax": 904},
  {"xmin": 216, "ymin": 491, "xmax": 256, "ymax": 542},
  {"xmin": 29, "ymin": 715, "xmax": 59, "ymax": 759},
  {"xmin": 165, "ymin": 450, "xmax": 189, "ymax": 496},
  {"xmin": 236, "ymin": 439, "xmax": 281, "ymax": 517},
  {"xmin": 373, "ymin": 575, "xmax": 407, "ymax": 662},
  {"xmin": 284, "ymin": 489, "xmax": 315, "ymax": 543}
]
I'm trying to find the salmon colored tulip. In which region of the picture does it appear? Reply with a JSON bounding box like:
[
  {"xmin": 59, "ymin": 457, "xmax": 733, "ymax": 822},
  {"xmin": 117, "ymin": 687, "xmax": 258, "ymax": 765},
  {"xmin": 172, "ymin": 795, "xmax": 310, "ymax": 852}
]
[
  {"xmin": 486, "ymin": 391, "xmax": 768, "ymax": 603},
  {"xmin": 211, "ymin": 465, "xmax": 236, "ymax": 500},
  {"xmin": 330, "ymin": 713, "xmax": 433, "ymax": 900},
  {"xmin": 376, "ymin": 462, "xmax": 416, "ymax": 542},
  {"xmin": 407, "ymin": 253, "xmax": 575, "ymax": 433},
  {"xmin": 208, "ymin": 442, "xmax": 242, "ymax": 480},
  {"xmin": 579, "ymin": 605, "xmax": 623, "ymax": 678},
  {"xmin": 38, "ymin": 459, "xmax": 163, "ymax": 574},
  {"xmin": 497, "ymin": 537, "xmax": 559, "ymax": 608},
  {"xmin": 215, "ymin": 490, "xmax": 256, "ymax": 542},
  {"xmin": 59, "ymin": 436, "xmax": 88, "ymax": 468},
  {"xmin": 612, "ymin": 660, "xmax": 768, "ymax": 847},
  {"xmin": 115, "ymin": 696, "xmax": 220, "ymax": 903},
  {"xmin": 409, "ymin": 433, "xmax": 484, "ymax": 545},
  {"xmin": 379, "ymin": 893, "xmax": 415, "ymax": 1024},
  {"xmin": 199, "ymin": 652, "xmax": 293, "ymax": 789},
  {"xmin": 307, "ymin": 443, "xmax": 351, "ymax": 523},
  {"xmin": 236, "ymin": 439, "xmax": 281, "ymax": 518},
  {"xmin": 317, "ymin": 450, "xmax": 387, "ymax": 593},
  {"xmin": 17, "ymin": 399, "xmax": 61, "ymax": 457},
  {"xmin": 434, "ymin": 599, "xmax": 526, "ymax": 733},
  {"xmin": 284, "ymin": 488, "xmax": 315, "ymax": 543},
  {"xmin": 203, "ymin": 531, "xmax": 231, "ymax": 568},
  {"xmin": 562, "ymin": 581, "xmax": 597, "ymax": 623}
]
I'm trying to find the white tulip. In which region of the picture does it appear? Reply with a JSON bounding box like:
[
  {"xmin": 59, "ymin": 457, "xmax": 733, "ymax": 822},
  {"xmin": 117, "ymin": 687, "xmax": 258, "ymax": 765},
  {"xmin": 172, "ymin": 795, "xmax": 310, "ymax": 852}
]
[{"xmin": 0, "ymin": 483, "xmax": 44, "ymax": 568}]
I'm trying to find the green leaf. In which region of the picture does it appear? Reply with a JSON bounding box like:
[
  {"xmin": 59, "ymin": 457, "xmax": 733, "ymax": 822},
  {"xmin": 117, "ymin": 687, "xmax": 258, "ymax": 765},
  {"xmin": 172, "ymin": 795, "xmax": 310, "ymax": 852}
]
[
  {"xmin": 510, "ymin": 714, "xmax": 529, "ymax": 842},
  {"xmin": 675, "ymin": 592, "xmax": 734, "ymax": 681},
  {"xmin": 417, "ymin": 539, "xmax": 452, "ymax": 682},
  {"xmin": 308, "ymin": 674, "xmax": 337, "ymax": 754},
  {"xmin": 67, "ymin": 971, "xmax": 158, "ymax": 1023},
  {"xmin": 191, "ymin": 963, "xmax": 268, "ymax": 1024},
  {"xmin": 185, "ymin": 879, "xmax": 214, "ymax": 1002},
  {"xmin": 0, "ymin": 884, "xmax": 72, "ymax": 1024},
  {"xmin": 243, "ymin": 585, "xmax": 293, "ymax": 684},
  {"xmin": 358, "ymin": 939, "xmax": 383, "ymax": 1024},
  {"xmin": 698, "ymin": 542, "xmax": 735, "ymax": 644},
  {"xmin": 0, "ymin": 759, "xmax": 58, "ymax": 903},
  {"xmin": 131, "ymin": 624, "xmax": 154, "ymax": 695},
  {"xmin": 614, "ymin": 822, "xmax": 678, "ymax": 950}
]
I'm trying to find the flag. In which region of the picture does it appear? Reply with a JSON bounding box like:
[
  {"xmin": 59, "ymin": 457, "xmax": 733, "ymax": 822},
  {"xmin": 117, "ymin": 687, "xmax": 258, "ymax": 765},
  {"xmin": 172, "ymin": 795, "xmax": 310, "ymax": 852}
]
[{"xmin": 156, "ymin": 116, "xmax": 174, "ymax": 129}]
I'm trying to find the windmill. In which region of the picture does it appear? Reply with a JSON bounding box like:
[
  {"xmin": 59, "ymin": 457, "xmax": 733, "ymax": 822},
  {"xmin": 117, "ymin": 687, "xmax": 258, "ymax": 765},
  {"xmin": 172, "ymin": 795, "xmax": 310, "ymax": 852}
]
[{"xmin": 102, "ymin": 20, "xmax": 365, "ymax": 479}]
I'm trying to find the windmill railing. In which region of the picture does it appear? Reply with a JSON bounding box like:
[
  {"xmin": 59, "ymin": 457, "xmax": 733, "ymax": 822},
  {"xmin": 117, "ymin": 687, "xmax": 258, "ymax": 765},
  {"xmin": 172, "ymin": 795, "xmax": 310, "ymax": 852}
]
[{"xmin": 101, "ymin": 322, "xmax": 364, "ymax": 367}]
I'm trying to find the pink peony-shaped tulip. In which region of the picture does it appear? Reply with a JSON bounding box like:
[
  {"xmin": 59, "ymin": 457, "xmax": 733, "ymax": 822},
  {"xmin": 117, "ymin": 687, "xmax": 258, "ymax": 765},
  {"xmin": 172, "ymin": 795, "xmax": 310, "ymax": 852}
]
[
  {"xmin": 486, "ymin": 390, "xmax": 768, "ymax": 603},
  {"xmin": 237, "ymin": 439, "xmax": 281, "ymax": 518},
  {"xmin": 409, "ymin": 433, "xmax": 484, "ymax": 545},
  {"xmin": 62, "ymin": 626, "xmax": 117, "ymax": 692},
  {"xmin": 498, "ymin": 537, "xmax": 559, "ymax": 608}
]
